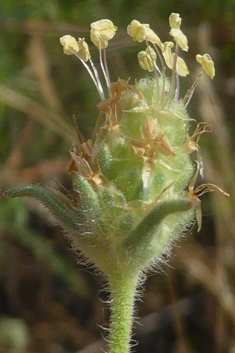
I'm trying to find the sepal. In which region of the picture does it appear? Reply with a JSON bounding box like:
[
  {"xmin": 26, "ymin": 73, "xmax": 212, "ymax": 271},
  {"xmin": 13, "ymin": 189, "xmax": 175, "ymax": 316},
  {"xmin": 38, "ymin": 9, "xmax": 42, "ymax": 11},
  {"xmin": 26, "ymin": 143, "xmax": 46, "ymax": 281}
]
[
  {"xmin": 3, "ymin": 185, "xmax": 80, "ymax": 231},
  {"xmin": 123, "ymin": 198, "xmax": 195, "ymax": 253}
]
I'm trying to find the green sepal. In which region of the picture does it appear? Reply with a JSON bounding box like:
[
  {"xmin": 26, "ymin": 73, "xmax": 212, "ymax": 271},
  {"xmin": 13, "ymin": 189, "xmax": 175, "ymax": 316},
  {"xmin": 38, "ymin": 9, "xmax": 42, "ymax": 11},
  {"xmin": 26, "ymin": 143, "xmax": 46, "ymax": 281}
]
[
  {"xmin": 73, "ymin": 175, "xmax": 101, "ymax": 220},
  {"xmin": 3, "ymin": 185, "xmax": 80, "ymax": 231},
  {"xmin": 123, "ymin": 199, "xmax": 195, "ymax": 253}
]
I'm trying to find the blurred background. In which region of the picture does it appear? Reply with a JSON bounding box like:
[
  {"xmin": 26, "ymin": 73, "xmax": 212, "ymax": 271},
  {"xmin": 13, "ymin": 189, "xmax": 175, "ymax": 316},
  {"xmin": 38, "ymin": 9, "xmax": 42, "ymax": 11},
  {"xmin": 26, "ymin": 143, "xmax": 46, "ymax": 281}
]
[{"xmin": 0, "ymin": 0, "xmax": 235, "ymax": 352}]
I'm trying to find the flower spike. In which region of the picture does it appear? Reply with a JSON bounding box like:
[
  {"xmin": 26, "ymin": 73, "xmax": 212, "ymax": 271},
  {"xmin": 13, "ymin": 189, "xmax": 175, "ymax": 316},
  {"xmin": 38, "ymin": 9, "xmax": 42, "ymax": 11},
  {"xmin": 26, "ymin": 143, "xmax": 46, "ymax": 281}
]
[{"xmin": 5, "ymin": 14, "xmax": 229, "ymax": 353}]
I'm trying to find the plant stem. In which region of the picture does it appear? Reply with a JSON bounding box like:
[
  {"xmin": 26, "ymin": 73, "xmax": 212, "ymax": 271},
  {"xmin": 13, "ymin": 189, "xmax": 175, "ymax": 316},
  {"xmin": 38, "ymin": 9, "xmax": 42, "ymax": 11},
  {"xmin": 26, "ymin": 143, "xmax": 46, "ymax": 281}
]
[{"xmin": 108, "ymin": 272, "xmax": 140, "ymax": 353}]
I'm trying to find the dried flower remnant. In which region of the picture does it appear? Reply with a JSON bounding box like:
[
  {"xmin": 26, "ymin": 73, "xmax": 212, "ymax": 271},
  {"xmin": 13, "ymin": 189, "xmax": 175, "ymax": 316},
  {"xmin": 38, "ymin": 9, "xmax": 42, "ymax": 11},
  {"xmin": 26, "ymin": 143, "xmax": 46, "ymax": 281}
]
[
  {"xmin": 184, "ymin": 122, "xmax": 215, "ymax": 155},
  {"xmin": 187, "ymin": 163, "xmax": 229, "ymax": 231},
  {"xmin": 130, "ymin": 116, "xmax": 176, "ymax": 189},
  {"xmin": 4, "ymin": 13, "xmax": 229, "ymax": 353},
  {"xmin": 184, "ymin": 121, "xmax": 216, "ymax": 177}
]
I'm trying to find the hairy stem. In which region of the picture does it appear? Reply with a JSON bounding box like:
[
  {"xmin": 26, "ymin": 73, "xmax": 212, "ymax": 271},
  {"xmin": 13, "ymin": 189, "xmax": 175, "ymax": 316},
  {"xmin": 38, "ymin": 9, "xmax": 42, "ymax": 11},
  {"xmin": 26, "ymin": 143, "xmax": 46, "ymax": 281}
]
[{"xmin": 108, "ymin": 272, "xmax": 140, "ymax": 353}]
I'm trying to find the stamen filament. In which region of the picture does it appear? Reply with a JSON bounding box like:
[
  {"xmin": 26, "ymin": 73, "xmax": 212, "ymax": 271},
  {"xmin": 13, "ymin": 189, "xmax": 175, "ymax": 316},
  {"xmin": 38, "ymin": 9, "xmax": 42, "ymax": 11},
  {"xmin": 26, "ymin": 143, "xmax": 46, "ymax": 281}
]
[
  {"xmin": 145, "ymin": 40, "xmax": 161, "ymax": 76},
  {"xmin": 89, "ymin": 58, "xmax": 105, "ymax": 100},
  {"xmin": 152, "ymin": 43, "xmax": 166, "ymax": 105},
  {"xmin": 175, "ymin": 67, "xmax": 180, "ymax": 101},
  {"xmin": 98, "ymin": 41, "xmax": 111, "ymax": 94},
  {"xmin": 145, "ymin": 40, "xmax": 160, "ymax": 103},
  {"xmin": 72, "ymin": 49, "xmax": 105, "ymax": 100},
  {"xmin": 167, "ymin": 43, "xmax": 179, "ymax": 106},
  {"xmin": 103, "ymin": 46, "xmax": 111, "ymax": 89}
]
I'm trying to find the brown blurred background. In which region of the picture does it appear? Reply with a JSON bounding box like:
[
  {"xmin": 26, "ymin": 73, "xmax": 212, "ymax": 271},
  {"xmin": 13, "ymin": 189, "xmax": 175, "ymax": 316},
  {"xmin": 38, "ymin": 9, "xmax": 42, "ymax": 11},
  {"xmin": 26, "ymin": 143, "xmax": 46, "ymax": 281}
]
[{"xmin": 0, "ymin": 0, "xmax": 235, "ymax": 352}]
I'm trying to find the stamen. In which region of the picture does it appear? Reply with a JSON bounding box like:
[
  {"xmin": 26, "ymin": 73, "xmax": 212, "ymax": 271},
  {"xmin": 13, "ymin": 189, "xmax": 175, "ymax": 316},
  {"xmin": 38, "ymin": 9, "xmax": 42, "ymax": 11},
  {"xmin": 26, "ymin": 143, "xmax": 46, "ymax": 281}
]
[
  {"xmin": 144, "ymin": 40, "xmax": 160, "ymax": 104},
  {"xmin": 88, "ymin": 58, "xmax": 105, "ymax": 100},
  {"xmin": 98, "ymin": 41, "xmax": 111, "ymax": 92},
  {"xmin": 175, "ymin": 62, "xmax": 180, "ymax": 101},
  {"xmin": 90, "ymin": 19, "xmax": 117, "ymax": 94},
  {"xmin": 167, "ymin": 44, "xmax": 179, "ymax": 107},
  {"xmin": 144, "ymin": 40, "xmax": 161, "ymax": 75},
  {"xmin": 72, "ymin": 50, "xmax": 105, "ymax": 100},
  {"xmin": 103, "ymin": 46, "xmax": 111, "ymax": 89},
  {"xmin": 152, "ymin": 43, "xmax": 167, "ymax": 104},
  {"xmin": 196, "ymin": 54, "xmax": 215, "ymax": 79}
]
